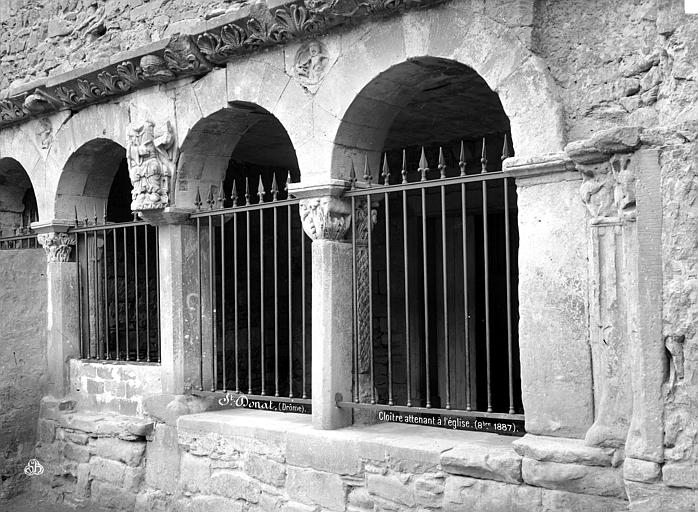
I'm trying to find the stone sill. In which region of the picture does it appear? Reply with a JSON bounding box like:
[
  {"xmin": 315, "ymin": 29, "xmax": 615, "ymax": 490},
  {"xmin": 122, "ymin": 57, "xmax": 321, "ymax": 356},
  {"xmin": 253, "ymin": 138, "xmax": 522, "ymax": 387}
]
[{"xmin": 178, "ymin": 408, "xmax": 522, "ymax": 483}]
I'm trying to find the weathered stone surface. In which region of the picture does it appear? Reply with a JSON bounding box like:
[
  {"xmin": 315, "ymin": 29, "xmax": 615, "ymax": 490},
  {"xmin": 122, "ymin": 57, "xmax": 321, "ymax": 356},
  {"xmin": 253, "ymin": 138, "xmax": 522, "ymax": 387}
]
[
  {"xmin": 441, "ymin": 445, "xmax": 522, "ymax": 484},
  {"xmin": 63, "ymin": 441, "xmax": 91, "ymax": 463},
  {"xmin": 180, "ymin": 452, "xmax": 211, "ymax": 494},
  {"xmin": 91, "ymin": 437, "xmax": 145, "ymax": 466},
  {"xmin": 210, "ymin": 470, "xmax": 261, "ymax": 503},
  {"xmin": 541, "ymin": 489, "xmax": 628, "ymax": 512},
  {"xmin": 625, "ymin": 481, "xmax": 697, "ymax": 512},
  {"xmin": 366, "ymin": 473, "xmax": 415, "ymax": 508},
  {"xmin": 623, "ymin": 457, "xmax": 661, "ymax": 483},
  {"xmin": 443, "ymin": 475, "xmax": 542, "ymax": 512},
  {"xmin": 522, "ymin": 458, "xmax": 626, "ymax": 499},
  {"xmin": 90, "ymin": 456, "xmax": 126, "ymax": 485},
  {"xmin": 512, "ymin": 434, "xmax": 614, "ymax": 467},
  {"xmin": 663, "ymin": 462, "xmax": 698, "ymax": 489},
  {"xmin": 38, "ymin": 419, "xmax": 56, "ymax": 443},
  {"xmin": 287, "ymin": 466, "xmax": 346, "ymax": 511},
  {"xmin": 91, "ymin": 480, "xmax": 137, "ymax": 510},
  {"xmin": 145, "ymin": 424, "xmax": 181, "ymax": 493},
  {"xmin": 244, "ymin": 452, "xmax": 286, "ymax": 487}
]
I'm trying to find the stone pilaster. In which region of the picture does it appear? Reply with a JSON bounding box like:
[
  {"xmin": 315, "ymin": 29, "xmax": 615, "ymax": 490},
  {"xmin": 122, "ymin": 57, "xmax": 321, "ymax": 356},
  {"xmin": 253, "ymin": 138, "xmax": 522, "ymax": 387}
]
[
  {"xmin": 504, "ymin": 153, "xmax": 594, "ymax": 439},
  {"xmin": 293, "ymin": 181, "xmax": 353, "ymax": 429},
  {"xmin": 34, "ymin": 225, "xmax": 79, "ymax": 396}
]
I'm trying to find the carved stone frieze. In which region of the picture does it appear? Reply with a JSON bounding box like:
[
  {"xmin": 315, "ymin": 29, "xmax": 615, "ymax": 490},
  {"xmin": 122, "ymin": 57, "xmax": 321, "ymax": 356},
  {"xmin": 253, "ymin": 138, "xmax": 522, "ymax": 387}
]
[
  {"xmin": 36, "ymin": 118, "xmax": 52, "ymax": 150},
  {"xmin": 37, "ymin": 232, "xmax": 76, "ymax": 262},
  {"xmin": 0, "ymin": 0, "xmax": 442, "ymax": 130},
  {"xmin": 299, "ymin": 196, "xmax": 352, "ymax": 240},
  {"xmin": 127, "ymin": 120, "xmax": 179, "ymax": 211},
  {"xmin": 578, "ymin": 153, "xmax": 637, "ymax": 224}
]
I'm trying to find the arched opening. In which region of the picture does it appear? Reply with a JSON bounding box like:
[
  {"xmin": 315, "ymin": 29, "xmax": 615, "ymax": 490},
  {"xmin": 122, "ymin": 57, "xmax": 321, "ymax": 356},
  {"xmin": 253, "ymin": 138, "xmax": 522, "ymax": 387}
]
[
  {"xmin": 60, "ymin": 139, "xmax": 160, "ymax": 362},
  {"xmin": 0, "ymin": 157, "xmax": 38, "ymax": 238},
  {"xmin": 337, "ymin": 58, "xmax": 521, "ymax": 421},
  {"xmin": 182, "ymin": 104, "xmax": 310, "ymax": 400}
]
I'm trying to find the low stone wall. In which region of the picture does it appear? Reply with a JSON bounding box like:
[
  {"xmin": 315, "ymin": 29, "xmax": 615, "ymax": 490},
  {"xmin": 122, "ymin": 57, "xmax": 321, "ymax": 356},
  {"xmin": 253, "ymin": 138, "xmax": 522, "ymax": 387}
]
[
  {"xmin": 68, "ymin": 360, "xmax": 162, "ymax": 416},
  {"xmin": 0, "ymin": 248, "xmax": 47, "ymax": 499},
  {"xmin": 32, "ymin": 401, "xmax": 633, "ymax": 511}
]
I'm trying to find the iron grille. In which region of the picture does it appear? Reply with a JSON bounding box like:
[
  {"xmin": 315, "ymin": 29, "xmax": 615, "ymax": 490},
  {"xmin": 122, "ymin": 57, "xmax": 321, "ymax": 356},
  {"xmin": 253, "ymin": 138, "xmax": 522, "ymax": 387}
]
[
  {"xmin": 74, "ymin": 213, "xmax": 161, "ymax": 363},
  {"xmin": 191, "ymin": 172, "xmax": 312, "ymax": 408},
  {"xmin": 340, "ymin": 137, "xmax": 523, "ymax": 427}
]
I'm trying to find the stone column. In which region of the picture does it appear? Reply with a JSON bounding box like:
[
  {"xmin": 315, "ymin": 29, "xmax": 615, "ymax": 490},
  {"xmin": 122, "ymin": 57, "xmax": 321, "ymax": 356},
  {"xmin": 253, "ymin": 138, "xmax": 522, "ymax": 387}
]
[
  {"xmin": 140, "ymin": 208, "xmax": 200, "ymax": 395},
  {"xmin": 293, "ymin": 183, "xmax": 353, "ymax": 430},
  {"xmin": 505, "ymin": 154, "xmax": 594, "ymax": 438},
  {"xmin": 35, "ymin": 226, "xmax": 78, "ymax": 397}
]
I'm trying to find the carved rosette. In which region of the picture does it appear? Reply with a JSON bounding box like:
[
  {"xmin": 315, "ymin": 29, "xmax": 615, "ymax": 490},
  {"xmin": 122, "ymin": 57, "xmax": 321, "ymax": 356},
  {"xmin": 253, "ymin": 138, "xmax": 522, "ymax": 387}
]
[
  {"xmin": 298, "ymin": 196, "xmax": 351, "ymax": 240},
  {"xmin": 127, "ymin": 120, "xmax": 179, "ymax": 211},
  {"xmin": 37, "ymin": 233, "xmax": 76, "ymax": 262}
]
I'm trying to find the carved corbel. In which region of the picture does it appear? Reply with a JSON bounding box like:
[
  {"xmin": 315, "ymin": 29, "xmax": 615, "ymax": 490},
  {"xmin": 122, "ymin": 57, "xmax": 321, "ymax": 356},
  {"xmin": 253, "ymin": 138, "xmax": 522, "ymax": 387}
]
[
  {"xmin": 299, "ymin": 196, "xmax": 352, "ymax": 241},
  {"xmin": 37, "ymin": 232, "xmax": 76, "ymax": 262}
]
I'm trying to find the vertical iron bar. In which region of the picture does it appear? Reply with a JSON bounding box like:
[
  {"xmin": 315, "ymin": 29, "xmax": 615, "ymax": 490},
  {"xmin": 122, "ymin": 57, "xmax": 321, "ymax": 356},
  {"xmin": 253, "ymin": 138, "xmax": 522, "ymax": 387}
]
[
  {"xmin": 384, "ymin": 191, "xmax": 393, "ymax": 406},
  {"xmin": 102, "ymin": 228, "xmax": 109, "ymax": 359},
  {"xmin": 113, "ymin": 228, "xmax": 119, "ymax": 360},
  {"xmin": 94, "ymin": 231, "xmax": 101, "ymax": 359},
  {"xmin": 208, "ymin": 215, "xmax": 216, "ymax": 391},
  {"xmin": 84, "ymin": 232, "xmax": 92, "ymax": 358},
  {"xmin": 421, "ymin": 186, "xmax": 430, "ymax": 408},
  {"xmin": 441, "ymin": 181, "xmax": 450, "ymax": 409},
  {"xmin": 221, "ymin": 213, "xmax": 227, "ymax": 392},
  {"xmin": 274, "ymin": 204, "xmax": 279, "ymax": 397},
  {"xmin": 123, "ymin": 226, "xmax": 130, "ymax": 360},
  {"xmin": 402, "ymin": 186, "xmax": 411, "ymax": 407},
  {"xmin": 260, "ymin": 207, "xmax": 266, "ymax": 395},
  {"xmin": 481, "ymin": 139, "xmax": 492, "ymax": 412},
  {"xmin": 197, "ymin": 217, "xmax": 203, "ymax": 390},
  {"xmin": 461, "ymin": 181, "xmax": 471, "ymax": 411},
  {"xmin": 504, "ymin": 177, "xmax": 514, "ymax": 414},
  {"xmin": 145, "ymin": 226, "xmax": 151, "ymax": 362},
  {"xmin": 301, "ymin": 214, "xmax": 307, "ymax": 399},
  {"xmin": 234, "ymin": 211, "xmax": 240, "ymax": 393},
  {"xmin": 246, "ymin": 209, "xmax": 252, "ymax": 394},
  {"xmin": 134, "ymin": 225, "xmax": 140, "ymax": 361},
  {"xmin": 351, "ymin": 194, "xmax": 358, "ymax": 402},
  {"xmin": 76, "ymin": 230, "xmax": 84, "ymax": 357},
  {"xmin": 287, "ymin": 204, "xmax": 293, "ymax": 398}
]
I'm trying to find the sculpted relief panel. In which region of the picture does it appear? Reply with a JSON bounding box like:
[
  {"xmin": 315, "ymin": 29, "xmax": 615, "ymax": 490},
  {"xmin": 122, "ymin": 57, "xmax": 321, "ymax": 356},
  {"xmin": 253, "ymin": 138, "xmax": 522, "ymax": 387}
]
[{"xmin": 127, "ymin": 120, "xmax": 179, "ymax": 211}]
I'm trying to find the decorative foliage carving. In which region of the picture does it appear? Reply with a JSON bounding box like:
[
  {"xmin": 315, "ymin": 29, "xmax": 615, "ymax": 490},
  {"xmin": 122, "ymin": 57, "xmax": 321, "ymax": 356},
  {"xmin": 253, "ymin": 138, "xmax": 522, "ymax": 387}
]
[
  {"xmin": 127, "ymin": 120, "xmax": 179, "ymax": 211},
  {"xmin": 299, "ymin": 196, "xmax": 352, "ymax": 240},
  {"xmin": 37, "ymin": 233, "xmax": 76, "ymax": 262},
  {"xmin": 610, "ymin": 154, "xmax": 636, "ymax": 219},
  {"xmin": 0, "ymin": 0, "xmax": 441, "ymax": 130},
  {"xmin": 294, "ymin": 40, "xmax": 330, "ymax": 87}
]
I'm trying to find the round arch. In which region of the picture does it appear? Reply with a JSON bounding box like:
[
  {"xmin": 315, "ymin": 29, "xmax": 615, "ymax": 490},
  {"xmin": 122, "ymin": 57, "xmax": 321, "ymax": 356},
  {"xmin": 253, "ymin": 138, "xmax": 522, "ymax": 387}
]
[
  {"xmin": 309, "ymin": 6, "xmax": 565, "ymax": 179},
  {"xmin": 54, "ymin": 138, "xmax": 128, "ymax": 221},
  {"xmin": 0, "ymin": 157, "xmax": 39, "ymax": 235},
  {"xmin": 175, "ymin": 102, "xmax": 300, "ymax": 208}
]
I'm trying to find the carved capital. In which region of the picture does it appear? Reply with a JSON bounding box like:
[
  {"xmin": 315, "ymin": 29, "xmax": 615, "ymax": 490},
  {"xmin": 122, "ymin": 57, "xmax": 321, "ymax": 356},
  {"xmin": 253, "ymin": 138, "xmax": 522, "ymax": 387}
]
[
  {"xmin": 299, "ymin": 196, "xmax": 351, "ymax": 240},
  {"xmin": 37, "ymin": 232, "xmax": 76, "ymax": 262}
]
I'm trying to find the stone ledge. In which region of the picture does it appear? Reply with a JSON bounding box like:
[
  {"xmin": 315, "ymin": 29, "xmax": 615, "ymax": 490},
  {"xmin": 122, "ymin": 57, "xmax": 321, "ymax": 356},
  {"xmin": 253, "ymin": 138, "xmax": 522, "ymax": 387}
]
[
  {"xmin": 440, "ymin": 443, "xmax": 522, "ymax": 484},
  {"xmin": 512, "ymin": 434, "xmax": 615, "ymax": 467},
  {"xmin": 522, "ymin": 458, "xmax": 626, "ymax": 499},
  {"xmin": 55, "ymin": 411, "xmax": 154, "ymax": 440},
  {"xmin": 178, "ymin": 409, "xmax": 518, "ymax": 472}
]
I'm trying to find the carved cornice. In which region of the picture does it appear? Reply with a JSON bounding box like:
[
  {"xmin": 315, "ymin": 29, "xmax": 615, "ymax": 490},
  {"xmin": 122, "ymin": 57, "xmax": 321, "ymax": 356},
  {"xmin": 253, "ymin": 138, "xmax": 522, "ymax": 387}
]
[
  {"xmin": 299, "ymin": 196, "xmax": 352, "ymax": 240},
  {"xmin": 37, "ymin": 232, "xmax": 76, "ymax": 262},
  {"xmin": 0, "ymin": 0, "xmax": 442, "ymax": 130}
]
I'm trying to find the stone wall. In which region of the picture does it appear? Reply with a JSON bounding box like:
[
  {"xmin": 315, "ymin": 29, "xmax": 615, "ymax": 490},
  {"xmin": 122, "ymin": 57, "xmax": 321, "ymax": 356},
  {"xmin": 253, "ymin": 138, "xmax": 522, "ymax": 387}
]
[
  {"xmin": 69, "ymin": 360, "xmax": 163, "ymax": 416},
  {"xmin": 32, "ymin": 405, "xmax": 630, "ymax": 512},
  {"xmin": 534, "ymin": 0, "xmax": 698, "ymax": 141},
  {"xmin": 661, "ymin": 137, "xmax": 698, "ymax": 490},
  {"xmin": 0, "ymin": 248, "xmax": 47, "ymax": 498}
]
